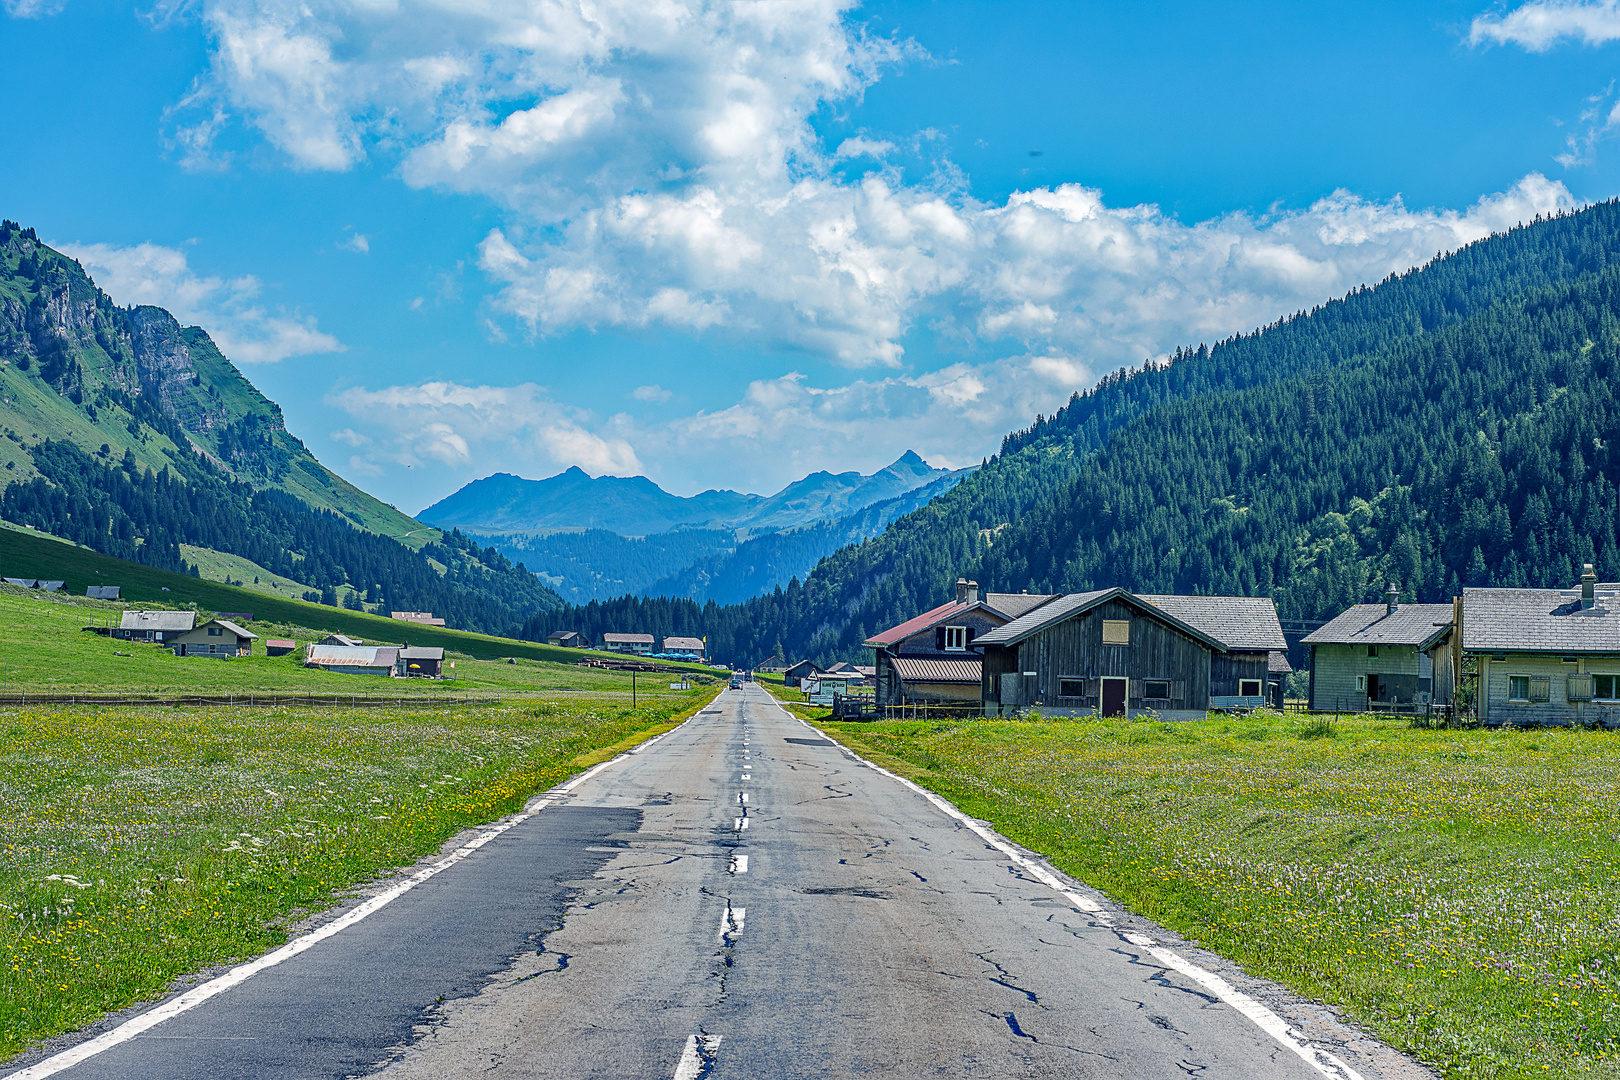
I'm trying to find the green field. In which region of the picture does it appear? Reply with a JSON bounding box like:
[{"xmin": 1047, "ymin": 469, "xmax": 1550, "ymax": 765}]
[
  {"xmin": 817, "ymin": 712, "xmax": 1620, "ymax": 1078},
  {"xmin": 0, "ymin": 690, "xmax": 718, "ymax": 1059},
  {"xmin": 0, "ymin": 526, "xmax": 724, "ymax": 684}
]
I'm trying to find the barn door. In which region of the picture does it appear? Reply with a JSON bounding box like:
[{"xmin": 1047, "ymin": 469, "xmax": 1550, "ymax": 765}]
[
  {"xmin": 1102, "ymin": 677, "xmax": 1127, "ymax": 717},
  {"xmin": 1000, "ymin": 672, "xmax": 1022, "ymax": 707}
]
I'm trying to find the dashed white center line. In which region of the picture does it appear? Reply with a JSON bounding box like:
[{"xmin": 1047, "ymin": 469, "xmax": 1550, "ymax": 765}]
[
  {"xmin": 718, "ymin": 906, "xmax": 746, "ymax": 942},
  {"xmin": 738, "ymin": 792, "xmax": 748, "ymax": 803},
  {"xmin": 671, "ymin": 1034, "xmax": 723, "ymax": 1080},
  {"xmin": 733, "ymin": 817, "xmax": 748, "ymax": 830},
  {"xmin": 730, "ymin": 854, "xmax": 748, "ymax": 874},
  {"xmin": 741, "ymin": 774, "xmax": 750, "ymax": 780}
]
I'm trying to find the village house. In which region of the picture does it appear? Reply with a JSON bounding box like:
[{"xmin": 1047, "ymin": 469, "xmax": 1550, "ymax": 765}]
[
  {"xmin": 321, "ymin": 633, "xmax": 363, "ymax": 647},
  {"xmin": 783, "ymin": 659, "xmax": 825, "ymax": 688},
  {"xmin": 85, "ymin": 585, "xmax": 120, "ymax": 600},
  {"xmin": 548, "ymin": 630, "xmax": 592, "ymax": 649},
  {"xmin": 391, "ymin": 611, "xmax": 446, "ymax": 626},
  {"xmin": 170, "ymin": 619, "xmax": 257, "ymax": 658},
  {"xmin": 1458, "ymin": 564, "xmax": 1620, "ymax": 726},
  {"xmin": 1302, "ymin": 585, "xmax": 1454, "ymax": 712},
  {"xmin": 974, "ymin": 589, "xmax": 1285, "ymax": 719},
  {"xmin": 664, "ymin": 636, "xmax": 705, "ymax": 660},
  {"xmin": 865, "ymin": 580, "xmax": 1058, "ymax": 709},
  {"xmin": 602, "ymin": 632, "xmax": 655, "ymax": 655},
  {"xmin": 114, "ymin": 610, "xmax": 195, "ymax": 644},
  {"xmin": 304, "ymin": 643, "xmax": 399, "ymax": 676},
  {"xmin": 397, "ymin": 646, "xmax": 445, "ymax": 678}
]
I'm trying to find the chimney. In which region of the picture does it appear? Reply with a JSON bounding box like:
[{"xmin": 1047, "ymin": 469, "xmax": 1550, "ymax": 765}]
[
  {"xmin": 966, "ymin": 580, "xmax": 980, "ymax": 604},
  {"xmin": 1582, "ymin": 563, "xmax": 1597, "ymax": 609},
  {"xmin": 956, "ymin": 577, "xmax": 969, "ymax": 604},
  {"xmin": 1386, "ymin": 583, "xmax": 1399, "ymax": 616}
]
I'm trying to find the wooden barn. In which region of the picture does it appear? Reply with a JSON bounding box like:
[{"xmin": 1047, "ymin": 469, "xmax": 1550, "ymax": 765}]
[{"xmin": 974, "ymin": 588, "xmax": 1285, "ymax": 719}]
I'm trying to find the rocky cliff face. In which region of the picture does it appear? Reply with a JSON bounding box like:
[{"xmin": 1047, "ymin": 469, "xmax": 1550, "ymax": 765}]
[{"xmin": 125, "ymin": 305, "xmax": 225, "ymax": 432}]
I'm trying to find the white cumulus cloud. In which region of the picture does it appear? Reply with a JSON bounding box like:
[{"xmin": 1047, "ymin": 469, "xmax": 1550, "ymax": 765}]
[
  {"xmin": 61, "ymin": 240, "xmax": 345, "ymax": 363},
  {"xmin": 1469, "ymin": 1, "xmax": 1620, "ymax": 50}
]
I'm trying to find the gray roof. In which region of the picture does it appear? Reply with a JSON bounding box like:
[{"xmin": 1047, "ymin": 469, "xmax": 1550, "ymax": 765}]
[
  {"xmin": 1137, "ymin": 595, "xmax": 1287, "ymax": 651},
  {"xmin": 1302, "ymin": 603, "xmax": 1453, "ymax": 647},
  {"xmin": 983, "ymin": 592, "xmax": 1058, "ymax": 620},
  {"xmin": 975, "ymin": 588, "xmax": 1284, "ymax": 651},
  {"xmin": 210, "ymin": 619, "xmax": 258, "ymax": 640},
  {"xmin": 1461, "ymin": 586, "xmax": 1620, "ymax": 653},
  {"xmin": 120, "ymin": 610, "xmax": 196, "ymax": 632},
  {"xmin": 603, "ymin": 632, "xmax": 654, "ymax": 644},
  {"xmin": 399, "ymin": 646, "xmax": 444, "ymax": 660},
  {"xmin": 1268, "ymin": 650, "xmax": 1293, "ymax": 674}
]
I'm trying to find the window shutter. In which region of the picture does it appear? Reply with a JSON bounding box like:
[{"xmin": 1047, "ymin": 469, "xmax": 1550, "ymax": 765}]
[
  {"xmin": 1568, "ymin": 675, "xmax": 1594, "ymax": 701},
  {"xmin": 966, "ymin": 626, "xmax": 976, "ymax": 645},
  {"xmin": 1170, "ymin": 679, "xmax": 1185, "ymax": 701},
  {"xmin": 1084, "ymin": 677, "xmax": 1101, "ymax": 697},
  {"xmin": 935, "ymin": 627, "xmax": 946, "ymax": 650},
  {"xmin": 1128, "ymin": 679, "xmax": 1144, "ymax": 698},
  {"xmin": 1530, "ymin": 676, "xmax": 1551, "ymax": 703}
]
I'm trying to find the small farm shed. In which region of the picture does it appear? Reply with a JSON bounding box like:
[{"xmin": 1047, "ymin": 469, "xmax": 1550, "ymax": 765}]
[
  {"xmin": 783, "ymin": 659, "xmax": 825, "ymax": 688},
  {"xmin": 603, "ymin": 632, "xmax": 655, "ymax": 655},
  {"xmin": 864, "ymin": 579, "xmax": 1057, "ymax": 708},
  {"xmin": 398, "ymin": 646, "xmax": 445, "ymax": 678},
  {"xmin": 975, "ymin": 589, "xmax": 1285, "ymax": 719},
  {"xmin": 115, "ymin": 610, "xmax": 195, "ymax": 644},
  {"xmin": 304, "ymin": 644, "xmax": 399, "ymax": 676},
  {"xmin": 321, "ymin": 633, "xmax": 362, "ymax": 647},
  {"xmin": 86, "ymin": 585, "xmax": 120, "ymax": 600},
  {"xmin": 1460, "ymin": 565, "xmax": 1620, "ymax": 726},
  {"xmin": 1302, "ymin": 585, "xmax": 1454, "ymax": 712},
  {"xmin": 548, "ymin": 630, "xmax": 592, "ymax": 649},
  {"xmin": 265, "ymin": 639, "xmax": 296, "ymax": 656},
  {"xmin": 171, "ymin": 619, "xmax": 257, "ymax": 658}
]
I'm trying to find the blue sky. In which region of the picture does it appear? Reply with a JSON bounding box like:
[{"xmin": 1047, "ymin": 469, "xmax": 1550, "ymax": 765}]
[{"xmin": 1, "ymin": 0, "xmax": 1617, "ymax": 511}]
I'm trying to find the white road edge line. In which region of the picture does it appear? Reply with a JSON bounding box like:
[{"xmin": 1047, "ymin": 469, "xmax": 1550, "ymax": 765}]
[
  {"xmin": 671, "ymin": 1034, "xmax": 722, "ymax": 1080},
  {"xmin": 772, "ymin": 698, "xmax": 1366, "ymax": 1080},
  {"xmin": 7, "ymin": 705, "xmax": 713, "ymax": 1080}
]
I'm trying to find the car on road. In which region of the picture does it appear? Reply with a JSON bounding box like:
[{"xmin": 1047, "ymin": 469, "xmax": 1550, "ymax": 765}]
[{"xmin": 729, "ymin": 677, "xmax": 743, "ymax": 689}]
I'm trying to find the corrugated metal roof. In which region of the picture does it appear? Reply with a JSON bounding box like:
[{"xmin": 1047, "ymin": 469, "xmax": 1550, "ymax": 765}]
[
  {"xmin": 664, "ymin": 636, "xmax": 705, "ymax": 651},
  {"xmin": 1302, "ymin": 603, "xmax": 1454, "ymax": 647},
  {"xmin": 603, "ymin": 632, "xmax": 655, "ymax": 644},
  {"xmin": 864, "ymin": 599, "xmax": 973, "ymax": 647},
  {"xmin": 1461, "ymin": 586, "xmax": 1620, "ymax": 653},
  {"xmin": 1137, "ymin": 595, "xmax": 1287, "ymax": 651},
  {"xmin": 266, "ymin": 639, "xmax": 295, "ymax": 649},
  {"xmin": 305, "ymin": 645, "xmax": 399, "ymax": 667},
  {"xmin": 120, "ymin": 610, "xmax": 196, "ymax": 632},
  {"xmin": 892, "ymin": 656, "xmax": 983, "ymax": 683}
]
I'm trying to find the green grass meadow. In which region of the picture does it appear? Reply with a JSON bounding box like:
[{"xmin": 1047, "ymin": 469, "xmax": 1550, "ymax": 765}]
[
  {"xmin": 819, "ymin": 712, "xmax": 1620, "ymax": 1079},
  {"xmin": 1, "ymin": 691, "xmax": 717, "ymax": 1059}
]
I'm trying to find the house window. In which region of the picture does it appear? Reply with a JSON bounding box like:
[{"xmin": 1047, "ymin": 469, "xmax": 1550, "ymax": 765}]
[
  {"xmin": 1059, "ymin": 678, "xmax": 1085, "ymax": 697},
  {"xmin": 207, "ymin": 626, "xmax": 222, "ymax": 637},
  {"xmin": 1367, "ymin": 645, "xmax": 1379, "ymax": 658},
  {"xmin": 1240, "ymin": 679, "xmax": 1262, "ymax": 698},
  {"xmin": 943, "ymin": 626, "xmax": 968, "ymax": 651},
  {"xmin": 1144, "ymin": 680, "xmax": 1170, "ymax": 699},
  {"xmin": 1508, "ymin": 675, "xmax": 1530, "ymax": 702},
  {"xmin": 1102, "ymin": 620, "xmax": 1130, "ymax": 645},
  {"xmin": 1356, "ymin": 674, "xmax": 1367, "ymax": 692},
  {"xmin": 1597, "ymin": 674, "xmax": 1620, "ymax": 700}
]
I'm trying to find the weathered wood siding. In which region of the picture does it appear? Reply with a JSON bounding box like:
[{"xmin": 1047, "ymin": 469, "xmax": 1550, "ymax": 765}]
[
  {"xmin": 1210, "ymin": 651, "xmax": 1269, "ymax": 696},
  {"xmin": 1475, "ymin": 653, "xmax": 1620, "ymax": 726},
  {"xmin": 1000, "ymin": 598, "xmax": 1212, "ymax": 713},
  {"xmin": 1309, "ymin": 642, "xmax": 1430, "ymax": 711}
]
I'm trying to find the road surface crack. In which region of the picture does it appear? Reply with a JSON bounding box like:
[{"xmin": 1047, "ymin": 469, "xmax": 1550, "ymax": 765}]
[{"xmin": 975, "ymin": 952, "xmax": 1042, "ymax": 1005}]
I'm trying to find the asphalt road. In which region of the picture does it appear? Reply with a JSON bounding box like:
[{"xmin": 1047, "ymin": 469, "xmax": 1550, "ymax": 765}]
[{"xmin": 5, "ymin": 684, "xmax": 1426, "ymax": 1080}]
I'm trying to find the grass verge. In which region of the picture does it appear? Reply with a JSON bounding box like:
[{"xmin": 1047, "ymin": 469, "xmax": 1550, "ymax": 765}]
[
  {"xmin": 0, "ymin": 689, "xmax": 717, "ymax": 1059},
  {"xmin": 819, "ymin": 710, "xmax": 1620, "ymax": 1079}
]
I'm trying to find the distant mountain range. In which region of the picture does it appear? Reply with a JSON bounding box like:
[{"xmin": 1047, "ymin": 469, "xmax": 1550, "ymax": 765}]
[{"xmin": 419, "ymin": 450, "xmax": 969, "ymax": 537}]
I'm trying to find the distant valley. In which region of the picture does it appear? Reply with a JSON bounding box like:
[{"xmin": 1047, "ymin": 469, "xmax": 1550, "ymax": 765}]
[{"xmin": 420, "ymin": 451, "xmax": 972, "ymax": 604}]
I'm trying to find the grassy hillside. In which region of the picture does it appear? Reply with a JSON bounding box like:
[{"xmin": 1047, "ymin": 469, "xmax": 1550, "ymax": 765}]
[
  {"xmin": 0, "ymin": 525, "xmax": 706, "ymax": 672},
  {"xmin": 0, "ymin": 221, "xmax": 427, "ymax": 547}
]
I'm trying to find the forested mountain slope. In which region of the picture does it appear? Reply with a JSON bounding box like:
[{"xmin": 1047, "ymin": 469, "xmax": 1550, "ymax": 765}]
[
  {"xmin": 522, "ymin": 201, "xmax": 1620, "ymax": 665},
  {"xmin": 0, "ymin": 221, "xmax": 420, "ymax": 541},
  {"xmin": 0, "ymin": 219, "xmax": 562, "ymax": 636}
]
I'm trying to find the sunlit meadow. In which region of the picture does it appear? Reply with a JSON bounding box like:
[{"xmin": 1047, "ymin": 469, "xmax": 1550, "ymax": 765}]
[
  {"xmin": 0, "ymin": 694, "xmax": 714, "ymax": 1058},
  {"xmin": 823, "ymin": 713, "xmax": 1620, "ymax": 1079}
]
